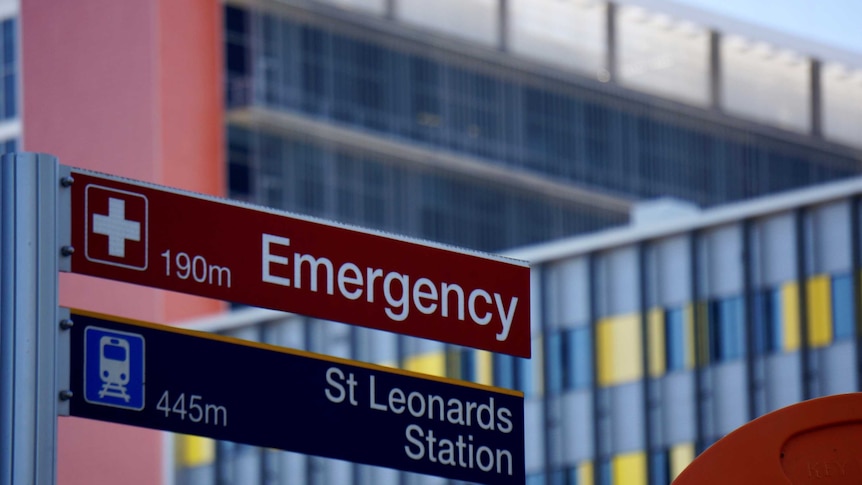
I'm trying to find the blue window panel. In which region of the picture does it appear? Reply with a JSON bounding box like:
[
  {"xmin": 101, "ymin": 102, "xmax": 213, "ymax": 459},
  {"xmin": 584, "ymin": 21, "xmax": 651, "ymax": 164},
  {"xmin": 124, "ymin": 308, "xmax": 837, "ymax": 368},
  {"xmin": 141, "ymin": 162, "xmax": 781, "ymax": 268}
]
[
  {"xmin": 459, "ymin": 348, "xmax": 476, "ymax": 382},
  {"xmin": 225, "ymin": 37, "xmax": 248, "ymax": 73},
  {"xmin": 752, "ymin": 292, "xmax": 768, "ymax": 355},
  {"xmin": 299, "ymin": 26, "xmax": 326, "ymax": 113},
  {"xmin": 494, "ymin": 354, "xmax": 515, "ymax": 390},
  {"xmin": 666, "ymin": 307, "xmax": 687, "ymax": 371},
  {"xmin": 768, "ymin": 289, "xmax": 783, "ymax": 352},
  {"xmin": 0, "ymin": 19, "xmax": 14, "ymax": 120},
  {"xmin": 832, "ymin": 273, "xmax": 854, "ymax": 340},
  {"xmin": 752, "ymin": 289, "xmax": 783, "ymax": 355},
  {"xmin": 547, "ymin": 332, "xmax": 563, "ymax": 395},
  {"xmin": 3, "ymin": 72, "xmax": 14, "ymax": 118},
  {"xmin": 519, "ymin": 356, "xmax": 536, "ymax": 396},
  {"xmin": 724, "ymin": 297, "xmax": 745, "ymax": 360},
  {"xmin": 709, "ymin": 296, "xmax": 745, "ymax": 362},
  {"xmin": 567, "ymin": 466, "xmax": 579, "ymax": 485},
  {"xmin": 599, "ymin": 458, "xmax": 612, "ymax": 485},
  {"xmin": 549, "ymin": 468, "xmax": 566, "ymax": 485},
  {"xmin": 224, "ymin": 5, "xmax": 247, "ymax": 35},
  {"xmin": 2, "ymin": 19, "xmax": 14, "ymax": 66},
  {"xmin": 650, "ymin": 449, "xmax": 670, "ymax": 485},
  {"xmin": 526, "ymin": 473, "xmax": 546, "ymax": 485},
  {"xmin": 567, "ymin": 326, "xmax": 593, "ymax": 389}
]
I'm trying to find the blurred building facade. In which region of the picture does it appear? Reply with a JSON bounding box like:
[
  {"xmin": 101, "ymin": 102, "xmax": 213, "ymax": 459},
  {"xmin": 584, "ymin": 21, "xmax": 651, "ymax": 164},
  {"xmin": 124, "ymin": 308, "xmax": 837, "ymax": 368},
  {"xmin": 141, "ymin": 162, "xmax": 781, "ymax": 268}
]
[
  {"xmin": 9, "ymin": 0, "xmax": 862, "ymax": 484},
  {"xmin": 187, "ymin": 169, "xmax": 862, "ymax": 485},
  {"xmin": 223, "ymin": 0, "xmax": 862, "ymax": 252}
]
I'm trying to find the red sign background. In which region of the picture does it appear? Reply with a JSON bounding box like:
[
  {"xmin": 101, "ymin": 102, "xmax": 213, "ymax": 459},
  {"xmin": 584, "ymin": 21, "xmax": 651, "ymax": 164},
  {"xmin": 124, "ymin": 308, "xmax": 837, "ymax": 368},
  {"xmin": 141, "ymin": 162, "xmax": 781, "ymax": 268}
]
[{"xmin": 69, "ymin": 169, "xmax": 531, "ymax": 357}]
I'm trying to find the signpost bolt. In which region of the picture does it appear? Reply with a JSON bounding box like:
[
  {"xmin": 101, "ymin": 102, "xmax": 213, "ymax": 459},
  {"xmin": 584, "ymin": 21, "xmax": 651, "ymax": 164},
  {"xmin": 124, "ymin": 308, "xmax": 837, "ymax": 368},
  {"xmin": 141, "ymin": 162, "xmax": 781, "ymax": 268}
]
[
  {"xmin": 60, "ymin": 246, "xmax": 75, "ymax": 257},
  {"xmin": 60, "ymin": 176, "xmax": 75, "ymax": 187},
  {"xmin": 58, "ymin": 390, "xmax": 73, "ymax": 401},
  {"xmin": 59, "ymin": 319, "xmax": 74, "ymax": 330}
]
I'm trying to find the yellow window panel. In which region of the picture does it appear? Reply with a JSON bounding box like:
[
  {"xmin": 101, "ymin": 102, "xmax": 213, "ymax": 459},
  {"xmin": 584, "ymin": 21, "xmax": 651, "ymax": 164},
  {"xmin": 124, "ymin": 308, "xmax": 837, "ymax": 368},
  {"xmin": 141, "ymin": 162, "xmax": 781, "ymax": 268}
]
[
  {"xmin": 579, "ymin": 460, "xmax": 595, "ymax": 485},
  {"xmin": 597, "ymin": 314, "xmax": 643, "ymax": 386},
  {"xmin": 670, "ymin": 442, "xmax": 695, "ymax": 480},
  {"xmin": 781, "ymin": 282, "xmax": 801, "ymax": 352},
  {"xmin": 694, "ymin": 302, "xmax": 710, "ymax": 367},
  {"xmin": 475, "ymin": 350, "xmax": 493, "ymax": 386},
  {"xmin": 806, "ymin": 275, "xmax": 833, "ymax": 348},
  {"xmin": 684, "ymin": 304, "xmax": 695, "ymax": 369},
  {"xmin": 403, "ymin": 351, "xmax": 446, "ymax": 377},
  {"xmin": 176, "ymin": 434, "xmax": 215, "ymax": 468},
  {"xmin": 647, "ymin": 308, "xmax": 666, "ymax": 377},
  {"xmin": 613, "ymin": 450, "xmax": 647, "ymax": 485}
]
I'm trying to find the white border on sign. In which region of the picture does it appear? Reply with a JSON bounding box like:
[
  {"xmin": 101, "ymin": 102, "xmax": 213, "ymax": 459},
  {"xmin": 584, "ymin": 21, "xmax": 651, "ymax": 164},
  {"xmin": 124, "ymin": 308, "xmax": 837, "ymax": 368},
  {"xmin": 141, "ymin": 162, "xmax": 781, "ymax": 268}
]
[{"xmin": 84, "ymin": 184, "xmax": 149, "ymax": 271}]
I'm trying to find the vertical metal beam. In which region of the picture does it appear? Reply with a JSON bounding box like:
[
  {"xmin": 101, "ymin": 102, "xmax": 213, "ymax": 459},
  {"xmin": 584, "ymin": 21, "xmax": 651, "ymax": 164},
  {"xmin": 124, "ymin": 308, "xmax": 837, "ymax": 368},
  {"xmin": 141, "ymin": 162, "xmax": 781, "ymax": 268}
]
[
  {"xmin": 638, "ymin": 243, "xmax": 655, "ymax": 484},
  {"xmin": 605, "ymin": 2, "xmax": 617, "ymax": 82},
  {"xmin": 588, "ymin": 254, "xmax": 607, "ymax": 485},
  {"xmin": 385, "ymin": 0, "xmax": 397, "ymax": 21},
  {"xmin": 0, "ymin": 153, "xmax": 61, "ymax": 485},
  {"xmin": 795, "ymin": 209, "xmax": 813, "ymax": 400},
  {"xmin": 689, "ymin": 231, "xmax": 708, "ymax": 454},
  {"xmin": 498, "ymin": 0, "xmax": 509, "ymax": 53},
  {"xmin": 810, "ymin": 59, "xmax": 823, "ymax": 137},
  {"xmin": 709, "ymin": 31, "xmax": 722, "ymax": 111},
  {"xmin": 741, "ymin": 220, "xmax": 758, "ymax": 421},
  {"xmin": 538, "ymin": 264, "xmax": 554, "ymax": 483}
]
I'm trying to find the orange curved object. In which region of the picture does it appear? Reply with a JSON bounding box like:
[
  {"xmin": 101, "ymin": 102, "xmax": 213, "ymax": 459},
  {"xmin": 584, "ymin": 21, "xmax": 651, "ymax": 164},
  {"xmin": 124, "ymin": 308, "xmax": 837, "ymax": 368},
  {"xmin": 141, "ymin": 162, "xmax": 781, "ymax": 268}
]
[{"xmin": 673, "ymin": 393, "xmax": 862, "ymax": 485}]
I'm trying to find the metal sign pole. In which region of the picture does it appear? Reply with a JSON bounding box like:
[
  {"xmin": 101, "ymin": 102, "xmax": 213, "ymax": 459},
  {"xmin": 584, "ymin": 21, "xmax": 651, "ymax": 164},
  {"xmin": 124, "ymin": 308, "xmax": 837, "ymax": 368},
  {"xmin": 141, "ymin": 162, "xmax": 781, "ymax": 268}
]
[{"xmin": 0, "ymin": 153, "xmax": 62, "ymax": 485}]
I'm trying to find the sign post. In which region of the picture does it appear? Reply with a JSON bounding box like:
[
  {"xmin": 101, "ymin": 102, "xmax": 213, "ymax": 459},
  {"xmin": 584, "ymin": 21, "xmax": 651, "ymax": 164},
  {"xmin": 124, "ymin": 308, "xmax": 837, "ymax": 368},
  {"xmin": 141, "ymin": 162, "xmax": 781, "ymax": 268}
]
[
  {"xmin": 66, "ymin": 168, "xmax": 532, "ymax": 358},
  {"xmin": 0, "ymin": 155, "xmax": 529, "ymax": 484},
  {"xmin": 65, "ymin": 310, "xmax": 526, "ymax": 484},
  {"xmin": 0, "ymin": 153, "xmax": 68, "ymax": 485}
]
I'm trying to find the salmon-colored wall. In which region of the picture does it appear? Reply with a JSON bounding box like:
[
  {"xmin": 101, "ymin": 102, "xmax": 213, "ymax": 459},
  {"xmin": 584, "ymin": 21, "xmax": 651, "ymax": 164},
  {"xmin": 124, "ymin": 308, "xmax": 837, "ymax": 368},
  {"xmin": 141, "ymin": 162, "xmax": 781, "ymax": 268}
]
[
  {"xmin": 159, "ymin": 0, "xmax": 225, "ymax": 322},
  {"xmin": 22, "ymin": 1, "xmax": 223, "ymax": 483}
]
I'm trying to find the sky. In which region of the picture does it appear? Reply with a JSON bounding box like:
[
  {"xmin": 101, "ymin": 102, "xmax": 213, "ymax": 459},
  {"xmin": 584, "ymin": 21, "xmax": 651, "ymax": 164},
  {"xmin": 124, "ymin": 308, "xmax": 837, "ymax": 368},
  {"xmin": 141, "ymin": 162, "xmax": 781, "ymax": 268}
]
[{"xmin": 676, "ymin": 0, "xmax": 862, "ymax": 55}]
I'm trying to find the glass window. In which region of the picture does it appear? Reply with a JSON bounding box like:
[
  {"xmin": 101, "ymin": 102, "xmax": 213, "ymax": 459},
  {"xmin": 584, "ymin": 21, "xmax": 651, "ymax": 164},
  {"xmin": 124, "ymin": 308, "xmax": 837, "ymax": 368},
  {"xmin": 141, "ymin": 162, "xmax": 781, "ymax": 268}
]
[
  {"xmin": 832, "ymin": 273, "xmax": 854, "ymax": 340},
  {"xmin": 708, "ymin": 296, "xmax": 745, "ymax": 362},
  {"xmin": 299, "ymin": 26, "xmax": 327, "ymax": 113},
  {"xmin": 752, "ymin": 288, "xmax": 783, "ymax": 355},
  {"xmin": 2, "ymin": 138, "xmax": 16, "ymax": 154},
  {"xmin": 548, "ymin": 326, "xmax": 592, "ymax": 394},
  {"xmin": 549, "ymin": 468, "xmax": 566, "ymax": 485},
  {"xmin": 566, "ymin": 326, "xmax": 593, "ymax": 389},
  {"xmin": 494, "ymin": 353, "xmax": 516, "ymax": 391},
  {"xmin": 226, "ymin": 5, "xmax": 862, "ymax": 253},
  {"xmin": 598, "ymin": 458, "xmax": 612, "ymax": 485},
  {"xmin": 0, "ymin": 18, "xmax": 17, "ymax": 120},
  {"xmin": 493, "ymin": 354, "xmax": 536, "ymax": 396},
  {"xmin": 650, "ymin": 449, "xmax": 670, "ymax": 485},
  {"xmin": 224, "ymin": 6, "xmax": 249, "ymax": 106},
  {"xmin": 547, "ymin": 331, "xmax": 564, "ymax": 395},
  {"xmin": 526, "ymin": 472, "xmax": 546, "ymax": 485},
  {"xmin": 665, "ymin": 307, "xmax": 688, "ymax": 371},
  {"xmin": 597, "ymin": 314, "xmax": 643, "ymax": 386},
  {"xmin": 227, "ymin": 127, "xmax": 252, "ymax": 198},
  {"xmin": 445, "ymin": 347, "xmax": 476, "ymax": 382}
]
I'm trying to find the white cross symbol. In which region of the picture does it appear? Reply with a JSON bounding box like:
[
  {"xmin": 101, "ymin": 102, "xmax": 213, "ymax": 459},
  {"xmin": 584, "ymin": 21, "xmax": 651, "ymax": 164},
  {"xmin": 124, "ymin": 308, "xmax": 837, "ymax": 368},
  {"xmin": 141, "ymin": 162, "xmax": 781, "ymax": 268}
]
[{"xmin": 92, "ymin": 198, "xmax": 141, "ymax": 258}]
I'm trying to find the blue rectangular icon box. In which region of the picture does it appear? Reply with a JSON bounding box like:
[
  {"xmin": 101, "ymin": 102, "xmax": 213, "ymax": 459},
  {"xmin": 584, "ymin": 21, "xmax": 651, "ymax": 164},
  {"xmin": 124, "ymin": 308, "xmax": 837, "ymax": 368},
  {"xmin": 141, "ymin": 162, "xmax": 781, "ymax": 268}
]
[{"xmin": 84, "ymin": 326, "xmax": 145, "ymax": 411}]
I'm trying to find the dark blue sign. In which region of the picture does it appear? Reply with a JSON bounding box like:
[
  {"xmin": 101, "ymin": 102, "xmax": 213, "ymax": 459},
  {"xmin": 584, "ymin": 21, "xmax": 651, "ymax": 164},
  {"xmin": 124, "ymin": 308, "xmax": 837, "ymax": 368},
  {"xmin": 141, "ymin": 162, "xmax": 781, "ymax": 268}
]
[{"xmin": 67, "ymin": 311, "xmax": 526, "ymax": 484}]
